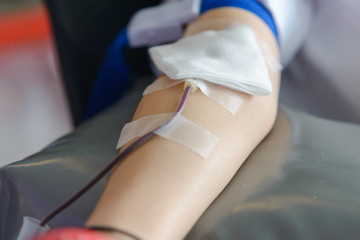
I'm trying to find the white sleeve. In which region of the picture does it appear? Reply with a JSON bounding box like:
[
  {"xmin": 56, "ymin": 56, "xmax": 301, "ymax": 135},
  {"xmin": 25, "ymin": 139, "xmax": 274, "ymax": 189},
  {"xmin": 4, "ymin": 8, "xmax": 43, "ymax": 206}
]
[{"xmin": 258, "ymin": 0, "xmax": 314, "ymax": 66}]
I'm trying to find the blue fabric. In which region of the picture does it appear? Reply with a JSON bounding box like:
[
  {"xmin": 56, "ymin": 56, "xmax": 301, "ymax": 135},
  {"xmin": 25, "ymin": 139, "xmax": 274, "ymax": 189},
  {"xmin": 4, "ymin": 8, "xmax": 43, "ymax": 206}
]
[
  {"xmin": 86, "ymin": 0, "xmax": 278, "ymax": 120},
  {"xmin": 200, "ymin": 0, "xmax": 278, "ymax": 41},
  {"xmin": 84, "ymin": 28, "xmax": 131, "ymax": 119}
]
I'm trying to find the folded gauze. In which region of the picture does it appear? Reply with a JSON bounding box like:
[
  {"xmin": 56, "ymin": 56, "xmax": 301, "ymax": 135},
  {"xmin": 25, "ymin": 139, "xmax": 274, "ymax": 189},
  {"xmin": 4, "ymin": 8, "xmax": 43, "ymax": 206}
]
[{"xmin": 149, "ymin": 24, "xmax": 272, "ymax": 95}]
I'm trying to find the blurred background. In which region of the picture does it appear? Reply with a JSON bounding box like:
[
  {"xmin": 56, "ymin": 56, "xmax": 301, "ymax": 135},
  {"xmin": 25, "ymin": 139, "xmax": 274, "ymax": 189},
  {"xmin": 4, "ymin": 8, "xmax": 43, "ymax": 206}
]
[
  {"xmin": 0, "ymin": 0, "xmax": 161, "ymax": 167},
  {"xmin": 0, "ymin": 0, "xmax": 72, "ymax": 166}
]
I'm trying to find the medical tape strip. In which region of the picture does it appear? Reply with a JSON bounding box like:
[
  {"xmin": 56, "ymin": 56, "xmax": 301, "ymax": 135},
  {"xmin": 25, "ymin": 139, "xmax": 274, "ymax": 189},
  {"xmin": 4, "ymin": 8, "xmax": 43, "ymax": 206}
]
[
  {"xmin": 186, "ymin": 78, "xmax": 244, "ymax": 115},
  {"xmin": 149, "ymin": 24, "xmax": 274, "ymax": 96},
  {"xmin": 143, "ymin": 76, "xmax": 179, "ymax": 95},
  {"xmin": 117, "ymin": 113, "xmax": 219, "ymax": 159},
  {"xmin": 143, "ymin": 77, "xmax": 243, "ymax": 115},
  {"xmin": 257, "ymin": 37, "xmax": 283, "ymax": 72}
]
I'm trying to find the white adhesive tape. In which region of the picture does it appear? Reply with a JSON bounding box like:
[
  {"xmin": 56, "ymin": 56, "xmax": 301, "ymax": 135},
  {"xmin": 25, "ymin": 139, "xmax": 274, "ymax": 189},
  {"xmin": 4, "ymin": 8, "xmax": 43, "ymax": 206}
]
[
  {"xmin": 257, "ymin": 38, "xmax": 283, "ymax": 72},
  {"xmin": 117, "ymin": 113, "xmax": 219, "ymax": 159},
  {"xmin": 184, "ymin": 18, "xmax": 235, "ymax": 36},
  {"xmin": 117, "ymin": 113, "xmax": 170, "ymax": 148},
  {"xmin": 143, "ymin": 77, "xmax": 243, "ymax": 115},
  {"xmin": 186, "ymin": 78, "xmax": 243, "ymax": 115},
  {"xmin": 143, "ymin": 76, "xmax": 179, "ymax": 95}
]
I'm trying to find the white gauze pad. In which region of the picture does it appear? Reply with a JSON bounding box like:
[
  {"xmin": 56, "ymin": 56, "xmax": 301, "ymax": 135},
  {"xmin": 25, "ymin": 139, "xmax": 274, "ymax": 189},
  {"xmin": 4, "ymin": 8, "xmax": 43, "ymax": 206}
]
[
  {"xmin": 117, "ymin": 113, "xmax": 219, "ymax": 159},
  {"xmin": 149, "ymin": 24, "xmax": 272, "ymax": 96},
  {"xmin": 184, "ymin": 18, "xmax": 282, "ymax": 73},
  {"xmin": 143, "ymin": 76, "xmax": 243, "ymax": 115}
]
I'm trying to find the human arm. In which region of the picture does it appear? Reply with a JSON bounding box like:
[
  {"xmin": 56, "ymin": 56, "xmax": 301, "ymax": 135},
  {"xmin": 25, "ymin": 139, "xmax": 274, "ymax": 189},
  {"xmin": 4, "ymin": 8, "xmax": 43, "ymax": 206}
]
[{"xmin": 86, "ymin": 7, "xmax": 280, "ymax": 240}]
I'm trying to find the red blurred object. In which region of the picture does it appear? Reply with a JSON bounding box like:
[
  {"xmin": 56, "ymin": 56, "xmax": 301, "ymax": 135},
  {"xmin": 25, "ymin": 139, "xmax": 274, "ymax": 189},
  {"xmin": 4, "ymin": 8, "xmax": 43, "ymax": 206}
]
[
  {"xmin": 0, "ymin": 5, "xmax": 51, "ymax": 48},
  {"xmin": 31, "ymin": 228, "xmax": 113, "ymax": 240}
]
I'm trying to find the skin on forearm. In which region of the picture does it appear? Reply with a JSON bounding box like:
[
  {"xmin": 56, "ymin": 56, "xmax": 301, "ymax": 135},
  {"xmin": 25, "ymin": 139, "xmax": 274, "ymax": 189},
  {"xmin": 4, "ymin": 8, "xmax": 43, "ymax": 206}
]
[{"xmin": 86, "ymin": 8, "xmax": 280, "ymax": 240}]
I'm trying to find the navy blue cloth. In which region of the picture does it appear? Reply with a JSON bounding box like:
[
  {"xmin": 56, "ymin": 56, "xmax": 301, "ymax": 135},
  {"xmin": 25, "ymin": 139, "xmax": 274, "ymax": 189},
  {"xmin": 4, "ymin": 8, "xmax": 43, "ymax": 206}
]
[
  {"xmin": 84, "ymin": 28, "xmax": 131, "ymax": 119},
  {"xmin": 86, "ymin": 0, "xmax": 278, "ymax": 119}
]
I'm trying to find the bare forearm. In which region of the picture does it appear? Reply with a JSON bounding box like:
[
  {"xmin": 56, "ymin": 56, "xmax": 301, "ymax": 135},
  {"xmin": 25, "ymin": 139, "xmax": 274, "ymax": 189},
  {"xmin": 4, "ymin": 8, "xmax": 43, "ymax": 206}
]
[{"xmin": 86, "ymin": 8, "xmax": 280, "ymax": 240}]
